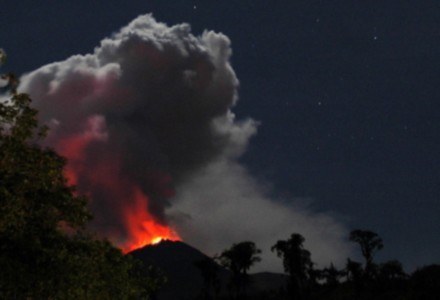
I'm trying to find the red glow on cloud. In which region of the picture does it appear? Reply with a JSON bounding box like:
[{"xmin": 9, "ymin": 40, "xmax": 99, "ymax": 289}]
[
  {"xmin": 56, "ymin": 115, "xmax": 108, "ymax": 185},
  {"xmin": 55, "ymin": 115, "xmax": 180, "ymax": 252}
]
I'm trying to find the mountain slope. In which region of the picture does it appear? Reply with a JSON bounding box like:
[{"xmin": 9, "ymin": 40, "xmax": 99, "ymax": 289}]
[
  {"xmin": 128, "ymin": 240, "xmax": 287, "ymax": 299},
  {"xmin": 129, "ymin": 240, "xmax": 226, "ymax": 299}
]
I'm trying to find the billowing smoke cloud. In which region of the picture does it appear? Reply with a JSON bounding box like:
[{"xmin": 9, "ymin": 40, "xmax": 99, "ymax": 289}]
[
  {"xmin": 18, "ymin": 14, "xmax": 351, "ymax": 271},
  {"xmin": 169, "ymin": 159, "xmax": 351, "ymax": 272}
]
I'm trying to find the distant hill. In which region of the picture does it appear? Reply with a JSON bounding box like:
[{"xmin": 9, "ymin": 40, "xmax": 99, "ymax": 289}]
[{"xmin": 128, "ymin": 240, "xmax": 287, "ymax": 300}]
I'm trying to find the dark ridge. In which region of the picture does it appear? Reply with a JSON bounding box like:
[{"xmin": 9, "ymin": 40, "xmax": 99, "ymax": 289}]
[
  {"xmin": 129, "ymin": 240, "xmax": 227, "ymax": 300},
  {"xmin": 128, "ymin": 240, "xmax": 287, "ymax": 300}
]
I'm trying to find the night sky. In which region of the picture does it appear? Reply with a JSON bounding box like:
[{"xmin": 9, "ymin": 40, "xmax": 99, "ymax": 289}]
[{"xmin": 1, "ymin": 1, "xmax": 439, "ymax": 271}]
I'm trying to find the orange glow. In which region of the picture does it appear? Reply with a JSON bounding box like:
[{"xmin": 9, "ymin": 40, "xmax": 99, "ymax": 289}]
[
  {"xmin": 55, "ymin": 118, "xmax": 180, "ymax": 253},
  {"xmin": 56, "ymin": 115, "xmax": 109, "ymax": 186},
  {"xmin": 120, "ymin": 187, "xmax": 180, "ymax": 253},
  {"xmin": 151, "ymin": 237, "xmax": 164, "ymax": 245}
]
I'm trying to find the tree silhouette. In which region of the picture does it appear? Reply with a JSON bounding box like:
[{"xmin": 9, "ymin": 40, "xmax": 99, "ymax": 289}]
[
  {"xmin": 0, "ymin": 54, "xmax": 153, "ymax": 299},
  {"xmin": 410, "ymin": 264, "xmax": 440, "ymax": 299},
  {"xmin": 349, "ymin": 229, "xmax": 383, "ymax": 278},
  {"xmin": 194, "ymin": 257, "xmax": 221, "ymax": 300},
  {"xmin": 271, "ymin": 233, "xmax": 313, "ymax": 299},
  {"xmin": 345, "ymin": 258, "xmax": 364, "ymax": 295},
  {"xmin": 378, "ymin": 260, "xmax": 407, "ymax": 281},
  {"xmin": 218, "ymin": 241, "xmax": 261, "ymax": 299},
  {"xmin": 321, "ymin": 263, "xmax": 345, "ymax": 288}
]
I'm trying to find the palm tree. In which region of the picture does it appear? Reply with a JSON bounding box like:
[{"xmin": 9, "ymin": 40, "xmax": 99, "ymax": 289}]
[
  {"xmin": 218, "ymin": 241, "xmax": 261, "ymax": 299},
  {"xmin": 271, "ymin": 233, "xmax": 313, "ymax": 299}
]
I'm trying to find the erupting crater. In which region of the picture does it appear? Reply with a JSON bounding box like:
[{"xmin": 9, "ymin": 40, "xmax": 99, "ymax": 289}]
[{"xmin": 120, "ymin": 187, "xmax": 181, "ymax": 253}]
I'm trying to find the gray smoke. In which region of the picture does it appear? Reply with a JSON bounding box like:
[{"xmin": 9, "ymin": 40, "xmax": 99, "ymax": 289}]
[{"xmin": 18, "ymin": 14, "xmax": 351, "ymax": 271}]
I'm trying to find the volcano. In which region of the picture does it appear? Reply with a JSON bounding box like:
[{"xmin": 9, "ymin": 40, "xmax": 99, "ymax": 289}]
[
  {"xmin": 129, "ymin": 240, "xmax": 228, "ymax": 300},
  {"xmin": 128, "ymin": 240, "xmax": 287, "ymax": 300}
]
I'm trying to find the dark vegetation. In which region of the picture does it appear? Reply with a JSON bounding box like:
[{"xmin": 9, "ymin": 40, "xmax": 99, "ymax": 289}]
[
  {"xmin": 0, "ymin": 54, "xmax": 162, "ymax": 299},
  {"xmin": 1, "ymin": 53, "xmax": 439, "ymax": 299},
  {"xmin": 131, "ymin": 236, "xmax": 439, "ymax": 300}
]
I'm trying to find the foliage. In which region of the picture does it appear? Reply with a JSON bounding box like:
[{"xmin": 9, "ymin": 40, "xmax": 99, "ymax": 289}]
[
  {"xmin": 321, "ymin": 263, "xmax": 345, "ymax": 287},
  {"xmin": 131, "ymin": 264, "xmax": 168, "ymax": 300},
  {"xmin": 218, "ymin": 241, "xmax": 261, "ymax": 276},
  {"xmin": 194, "ymin": 256, "xmax": 221, "ymax": 300},
  {"xmin": 218, "ymin": 241, "xmax": 261, "ymax": 299},
  {"xmin": 271, "ymin": 233, "xmax": 313, "ymax": 281},
  {"xmin": 349, "ymin": 229, "xmax": 383, "ymax": 277},
  {"xmin": 378, "ymin": 260, "xmax": 407, "ymax": 281},
  {"xmin": 344, "ymin": 258, "xmax": 364, "ymax": 295},
  {"xmin": 0, "ymin": 57, "xmax": 156, "ymax": 299},
  {"xmin": 410, "ymin": 264, "xmax": 440, "ymax": 300},
  {"xmin": 271, "ymin": 233, "xmax": 313, "ymax": 299}
]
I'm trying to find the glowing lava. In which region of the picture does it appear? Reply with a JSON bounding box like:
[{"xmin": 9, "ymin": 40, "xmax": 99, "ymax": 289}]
[
  {"xmin": 120, "ymin": 187, "xmax": 180, "ymax": 253},
  {"xmin": 54, "ymin": 117, "xmax": 180, "ymax": 254},
  {"xmin": 151, "ymin": 237, "xmax": 165, "ymax": 245}
]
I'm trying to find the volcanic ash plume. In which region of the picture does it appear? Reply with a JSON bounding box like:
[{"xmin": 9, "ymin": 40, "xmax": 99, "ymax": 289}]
[
  {"xmin": 19, "ymin": 14, "xmax": 254, "ymax": 251},
  {"xmin": 19, "ymin": 14, "xmax": 351, "ymax": 270}
]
